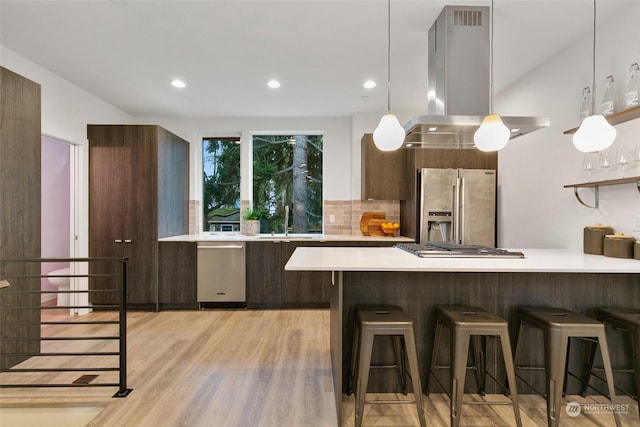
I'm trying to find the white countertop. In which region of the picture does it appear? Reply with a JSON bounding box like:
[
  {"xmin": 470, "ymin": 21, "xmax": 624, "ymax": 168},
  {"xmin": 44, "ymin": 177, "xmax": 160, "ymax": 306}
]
[
  {"xmin": 159, "ymin": 233, "xmax": 414, "ymax": 243},
  {"xmin": 284, "ymin": 247, "xmax": 640, "ymax": 273}
]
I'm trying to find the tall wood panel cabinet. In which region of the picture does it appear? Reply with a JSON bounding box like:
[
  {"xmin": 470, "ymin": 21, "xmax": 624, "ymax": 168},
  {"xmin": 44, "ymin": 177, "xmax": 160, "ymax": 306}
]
[
  {"xmin": 0, "ymin": 67, "xmax": 42, "ymax": 369},
  {"xmin": 88, "ymin": 125, "xmax": 189, "ymax": 310}
]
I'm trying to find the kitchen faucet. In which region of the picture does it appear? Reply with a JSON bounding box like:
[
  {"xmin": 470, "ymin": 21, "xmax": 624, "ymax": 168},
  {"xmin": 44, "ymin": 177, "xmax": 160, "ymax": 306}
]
[{"xmin": 284, "ymin": 205, "xmax": 289, "ymax": 236}]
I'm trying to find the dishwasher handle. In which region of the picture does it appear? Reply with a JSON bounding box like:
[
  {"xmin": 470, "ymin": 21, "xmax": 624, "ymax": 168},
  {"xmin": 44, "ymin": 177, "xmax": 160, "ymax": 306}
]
[{"xmin": 197, "ymin": 245, "xmax": 244, "ymax": 250}]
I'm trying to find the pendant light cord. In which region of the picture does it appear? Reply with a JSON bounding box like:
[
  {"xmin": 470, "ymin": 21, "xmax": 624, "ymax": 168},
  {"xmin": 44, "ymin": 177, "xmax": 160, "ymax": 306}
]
[
  {"xmin": 386, "ymin": 0, "xmax": 391, "ymax": 113},
  {"xmin": 591, "ymin": 0, "xmax": 596, "ymax": 115},
  {"xmin": 489, "ymin": 0, "xmax": 494, "ymax": 115}
]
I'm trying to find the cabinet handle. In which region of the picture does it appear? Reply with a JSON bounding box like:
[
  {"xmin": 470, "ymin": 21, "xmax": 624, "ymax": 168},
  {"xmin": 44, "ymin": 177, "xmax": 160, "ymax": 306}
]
[
  {"xmin": 124, "ymin": 239, "xmax": 132, "ymax": 243},
  {"xmin": 197, "ymin": 245, "xmax": 244, "ymax": 250},
  {"xmin": 114, "ymin": 239, "xmax": 122, "ymax": 243}
]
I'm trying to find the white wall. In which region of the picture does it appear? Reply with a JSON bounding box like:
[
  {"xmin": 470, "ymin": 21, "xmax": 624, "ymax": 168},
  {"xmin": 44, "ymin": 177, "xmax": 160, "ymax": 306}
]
[
  {"xmin": 1, "ymin": 47, "xmax": 133, "ymax": 144},
  {"xmin": 497, "ymin": 1, "xmax": 640, "ymax": 250}
]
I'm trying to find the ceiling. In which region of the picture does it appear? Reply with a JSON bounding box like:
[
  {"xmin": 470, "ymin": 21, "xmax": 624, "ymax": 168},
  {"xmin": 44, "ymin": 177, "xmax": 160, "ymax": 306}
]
[{"xmin": 0, "ymin": 0, "xmax": 635, "ymax": 118}]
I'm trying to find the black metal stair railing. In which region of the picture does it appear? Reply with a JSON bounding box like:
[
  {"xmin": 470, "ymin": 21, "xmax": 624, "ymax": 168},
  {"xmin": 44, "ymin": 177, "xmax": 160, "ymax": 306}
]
[{"xmin": 0, "ymin": 257, "xmax": 132, "ymax": 398}]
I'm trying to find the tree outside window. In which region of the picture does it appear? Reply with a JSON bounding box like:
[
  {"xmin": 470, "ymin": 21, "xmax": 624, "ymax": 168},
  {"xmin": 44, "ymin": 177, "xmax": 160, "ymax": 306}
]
[
  {"xmin": 202, "ymin": 138, "xmax": 241, "ymax": 232},
  {"xmin": 252, "ymin": 135, "xmax": 323, "ymax": 234}
]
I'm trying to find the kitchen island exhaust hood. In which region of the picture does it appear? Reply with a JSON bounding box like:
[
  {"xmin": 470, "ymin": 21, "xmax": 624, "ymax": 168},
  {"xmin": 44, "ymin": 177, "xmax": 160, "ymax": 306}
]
[{"xmin": 404, "ymin": 6, "xmax": 549, "ymax": 149}]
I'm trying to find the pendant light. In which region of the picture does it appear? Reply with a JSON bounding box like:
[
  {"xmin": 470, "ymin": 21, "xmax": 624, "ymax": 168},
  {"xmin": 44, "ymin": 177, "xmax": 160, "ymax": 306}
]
[
  {"xmin": 373, "ymin": 0, "xmax": 405, "ymax": 152},
  {"xmin": 572, "ymin": 0, "xmax": 616, "ymax": 152},
  {"xmin": 473, "ymin": 0, "xmax": 510, "ymax": 152}
]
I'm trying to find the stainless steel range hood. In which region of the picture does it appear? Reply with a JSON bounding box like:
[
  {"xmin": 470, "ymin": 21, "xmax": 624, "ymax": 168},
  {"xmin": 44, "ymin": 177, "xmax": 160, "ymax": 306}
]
[{"xmin": 404, "ymin": 6, "xmax": 549, "ymax": 149}]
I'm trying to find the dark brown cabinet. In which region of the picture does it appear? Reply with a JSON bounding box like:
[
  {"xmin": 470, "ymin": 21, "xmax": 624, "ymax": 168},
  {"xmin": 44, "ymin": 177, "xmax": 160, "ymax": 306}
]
[
  {"xmin": 361, "ymin": 133, "xmax": 407, "ymax": 200},
  {"xmin": 0, "ymin": 67, "xmax": 42, "ymax": 369},
  {"xmin": 246, "ymin": 241, "xmax": 284, "ymax": 307},
  {"xmin": 158, "ymin": 241, "xmax": 197, "ymax": 310},
  {"xmin": 246, "ymin": 240, "xmax": 398, "ymax": 308},
  {"xmin": 88, "ymin": 125, "xmax": 189, "ymax": 309},
  {"xmin": 282, "ymin": 241, "xmax": 331, "ymax": 306}
]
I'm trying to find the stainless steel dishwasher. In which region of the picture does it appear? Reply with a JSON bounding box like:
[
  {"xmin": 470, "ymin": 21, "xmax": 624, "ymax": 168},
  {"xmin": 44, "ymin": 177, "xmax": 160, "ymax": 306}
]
[{"xmin": 197, "ymin": 241, "xmax": 245, "ymax": 305}]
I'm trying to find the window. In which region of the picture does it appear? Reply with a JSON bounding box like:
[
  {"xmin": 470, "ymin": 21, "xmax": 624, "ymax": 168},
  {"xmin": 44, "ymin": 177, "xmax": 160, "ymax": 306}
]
[
  {"xmin": 202, "ymin": 138, "xmax": 241, "ymax": 232},
  {"xmin": 252, "ymin": 135, "xmax": 323, "ymax": 234}
]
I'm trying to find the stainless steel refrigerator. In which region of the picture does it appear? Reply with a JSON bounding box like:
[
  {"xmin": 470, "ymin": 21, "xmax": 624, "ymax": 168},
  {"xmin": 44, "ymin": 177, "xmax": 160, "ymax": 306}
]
[{"xmin": 416, "ymin": 168, "xmax": 496, "ymax": 247}]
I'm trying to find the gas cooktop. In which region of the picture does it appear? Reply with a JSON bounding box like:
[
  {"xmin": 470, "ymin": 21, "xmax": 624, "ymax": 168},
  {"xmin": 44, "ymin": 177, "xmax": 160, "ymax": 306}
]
[{"xmin": 395, "ymin": 242, "xmax": 525, "ymax": 258}]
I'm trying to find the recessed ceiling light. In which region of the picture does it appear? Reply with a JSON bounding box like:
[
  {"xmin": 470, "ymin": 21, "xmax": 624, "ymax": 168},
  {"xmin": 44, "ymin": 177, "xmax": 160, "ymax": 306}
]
[
  {"xmin": 267, "ymin": 80, "xmax": 281, "ymax": 89},
  {"xmin": 171, "ymin": 79, "xmax": 186, "ymax": 88},
  {"xmin": 363, "ymin": 80, "xmax": 376, "ymax": 89},
  {"xmin": 428, "ymin": 127, "xmax": 438, "ymax": 132}
]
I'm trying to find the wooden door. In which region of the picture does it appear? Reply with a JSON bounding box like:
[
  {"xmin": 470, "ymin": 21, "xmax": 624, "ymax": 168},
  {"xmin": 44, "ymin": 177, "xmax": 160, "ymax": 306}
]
[
  {"xmin": 88, "ymin": 240, "xmax": 123, "ymax": 306},
  {"xmin": 246, "ymin": 241, "xmax": 283, "ymax": 307},
  {"xmin": 282, "ymin": 241, "xmax": 330, "ymax": 306},
  {"xmin": 125, "ymin": 240, "xmax": 158, "ymax": 307},
  {"xmin": 126, "ymin": 126, "xmax": 157, "ymax": 241},
  {"xmin": 88, "ymin": 125, "xmax": 132, "ymax": 240}
]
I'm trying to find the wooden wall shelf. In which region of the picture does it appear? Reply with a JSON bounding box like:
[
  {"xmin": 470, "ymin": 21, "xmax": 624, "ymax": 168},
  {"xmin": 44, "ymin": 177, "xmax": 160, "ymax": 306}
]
[
  {"xmin": 563, "ymin": 105, "xmax": 640, "ymax": 134},
  {"xmin": 563, "ymin": 175, "xmax": 640, "ymax": 208}
]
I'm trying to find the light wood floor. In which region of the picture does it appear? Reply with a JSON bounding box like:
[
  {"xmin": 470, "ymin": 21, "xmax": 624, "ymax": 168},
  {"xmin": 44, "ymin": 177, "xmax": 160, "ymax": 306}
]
[{"xmin": 0, "ymin": 309, "xmax": 638, "ymax": 426}]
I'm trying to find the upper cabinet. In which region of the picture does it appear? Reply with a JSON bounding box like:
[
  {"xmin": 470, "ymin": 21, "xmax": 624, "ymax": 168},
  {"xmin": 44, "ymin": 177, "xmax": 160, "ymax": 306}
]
[
  {"xmin": 88, "ymin": 125, "xmax": 189, "ymax": 241},
  {"xmin": 361, "ymin": 133, "xmax": 407, "ymax": 200}
]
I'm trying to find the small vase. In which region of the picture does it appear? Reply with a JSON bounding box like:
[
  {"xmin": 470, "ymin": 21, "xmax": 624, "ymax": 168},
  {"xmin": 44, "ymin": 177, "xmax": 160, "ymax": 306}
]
[{"xmin": 242, "ymin": 220, "xmax": 260, "ymax": 236}]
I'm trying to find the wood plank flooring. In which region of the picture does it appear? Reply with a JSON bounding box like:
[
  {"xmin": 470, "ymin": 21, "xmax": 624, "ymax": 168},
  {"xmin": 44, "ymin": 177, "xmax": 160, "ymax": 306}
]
[{"xmin": 1, "ymin": 309, "xmax": 638, "ymax": 426}]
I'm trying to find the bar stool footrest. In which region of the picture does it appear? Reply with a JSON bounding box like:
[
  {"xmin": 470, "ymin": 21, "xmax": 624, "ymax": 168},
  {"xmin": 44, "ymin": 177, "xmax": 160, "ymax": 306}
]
[{"xmin": 366, "ymin": 398, "xmax": 418, "ymax": 405}]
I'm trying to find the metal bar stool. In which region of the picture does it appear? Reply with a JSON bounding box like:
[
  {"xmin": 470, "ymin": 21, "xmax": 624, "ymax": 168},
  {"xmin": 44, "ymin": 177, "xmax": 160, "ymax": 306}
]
[
  {"xmin": 580, "ymin": 307, "xmax": 640, "ymax": 417},
  {"xmin": 426, "ymin": 305, "xmax": 522, "ymax": 427},
  {"xmin": 348, "ymin": 306, "xmax": 426, "ymax": 427},
  {"xmin": 513, "ymin": 306, "xmax": 621, "ymax": 427}
]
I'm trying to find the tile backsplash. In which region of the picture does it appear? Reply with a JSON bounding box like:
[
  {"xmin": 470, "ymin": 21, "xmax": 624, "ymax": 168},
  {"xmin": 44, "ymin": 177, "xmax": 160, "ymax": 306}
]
[
  {"xmin": 191, "ymin": 199, "xmax": 401, "ymax": 236},
  {"xmin": 189, "ymin": 200, "xmax": 199, "ymax": 235},
  {"xmin": 324, "ymin": 199, "xmax": 400, "ymax": 235}
]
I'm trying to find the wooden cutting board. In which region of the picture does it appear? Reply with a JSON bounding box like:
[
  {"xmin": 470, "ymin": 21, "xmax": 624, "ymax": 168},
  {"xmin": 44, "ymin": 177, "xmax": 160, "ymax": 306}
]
[
  {"xmin": 367, "ymin": 218, "xmax": 387, "ymax": 236},
  {"xmin": 360, "ymin": 212, "xmax": 385, "ymax": 236}
]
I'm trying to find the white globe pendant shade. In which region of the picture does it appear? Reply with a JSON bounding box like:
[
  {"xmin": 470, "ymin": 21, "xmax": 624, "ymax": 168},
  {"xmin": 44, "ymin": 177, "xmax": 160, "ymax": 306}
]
[
  {"xmin": 473, "ymin": 114, "xmax": 510, "ymax": 152},
  {"xmin": 572, "ymin": 114, "xmax": 616, "ymax": 152},
  {"xmin": 373, "ymin": 113, "xmax": 405, "ymax": 151}
]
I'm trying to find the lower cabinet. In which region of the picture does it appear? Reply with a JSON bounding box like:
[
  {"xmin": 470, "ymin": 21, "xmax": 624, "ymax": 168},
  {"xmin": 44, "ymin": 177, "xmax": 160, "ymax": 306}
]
[
  {"xmin": 246, "ymin": 240, "xmax": 398, "ymax": 309},
  {"xmin": 89, "ymin": 240, "xmax": 158, "ymax": 309},
  {"xmin": 245, "ymin": 241, "xmax": 283, "ymax": 306},
  {"xmin": 158, "ymin": 241, "xmax": 197, "ymax": 310},
  {"xmin": 153, "ymin": 239, "xmax": 400, "ymax": 310},
  {"xmin": 281, "ymin": 242, "xmax": 331, "ymax": 306}
]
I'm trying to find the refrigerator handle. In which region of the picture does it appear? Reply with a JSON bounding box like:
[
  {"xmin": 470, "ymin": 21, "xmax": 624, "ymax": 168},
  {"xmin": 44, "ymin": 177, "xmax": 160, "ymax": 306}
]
[{"xmin": 453, "ymin": 177, "xmax": 461, "ymax": 243}]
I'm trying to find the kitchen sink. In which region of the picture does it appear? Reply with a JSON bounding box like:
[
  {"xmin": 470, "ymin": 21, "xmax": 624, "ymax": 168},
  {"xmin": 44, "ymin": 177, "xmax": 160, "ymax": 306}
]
[{"xmin": 257, "ymin": 234, "xmax": 317, "ymax": 240}]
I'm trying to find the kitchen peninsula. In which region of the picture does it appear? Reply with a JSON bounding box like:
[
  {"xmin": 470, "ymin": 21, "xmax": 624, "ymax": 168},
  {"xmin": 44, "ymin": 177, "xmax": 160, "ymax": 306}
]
[{"xmin": 285, "ymin": 246, "xmax": 640, "ymax": 426}]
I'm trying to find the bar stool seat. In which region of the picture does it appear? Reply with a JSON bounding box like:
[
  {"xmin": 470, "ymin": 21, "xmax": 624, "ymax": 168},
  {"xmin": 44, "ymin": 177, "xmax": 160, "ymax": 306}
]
[
  {"xmin": 426, "ymin": 305, "xmax": 522, "ymax": 427},
  {"xmin": 348, "ymin": 306, "xmax": 426, "ymax": 427},
  {"xmin": 581, "ymin": 307, "xmax": 640, "ymax": 417},
  {"xmin": 513, "ymin": 306, "xmax": 621, "ymax": 427}
]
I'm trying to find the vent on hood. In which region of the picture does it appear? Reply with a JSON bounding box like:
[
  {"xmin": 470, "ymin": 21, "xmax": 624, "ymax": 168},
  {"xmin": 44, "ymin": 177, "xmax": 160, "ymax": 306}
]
[
  {"xmin": 404, "ymin": 5, "xmax": 549, "ymax": 149},
  {"xmin": 453, "ymin": 9, "xmax": 482, "ymax": 27}
]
